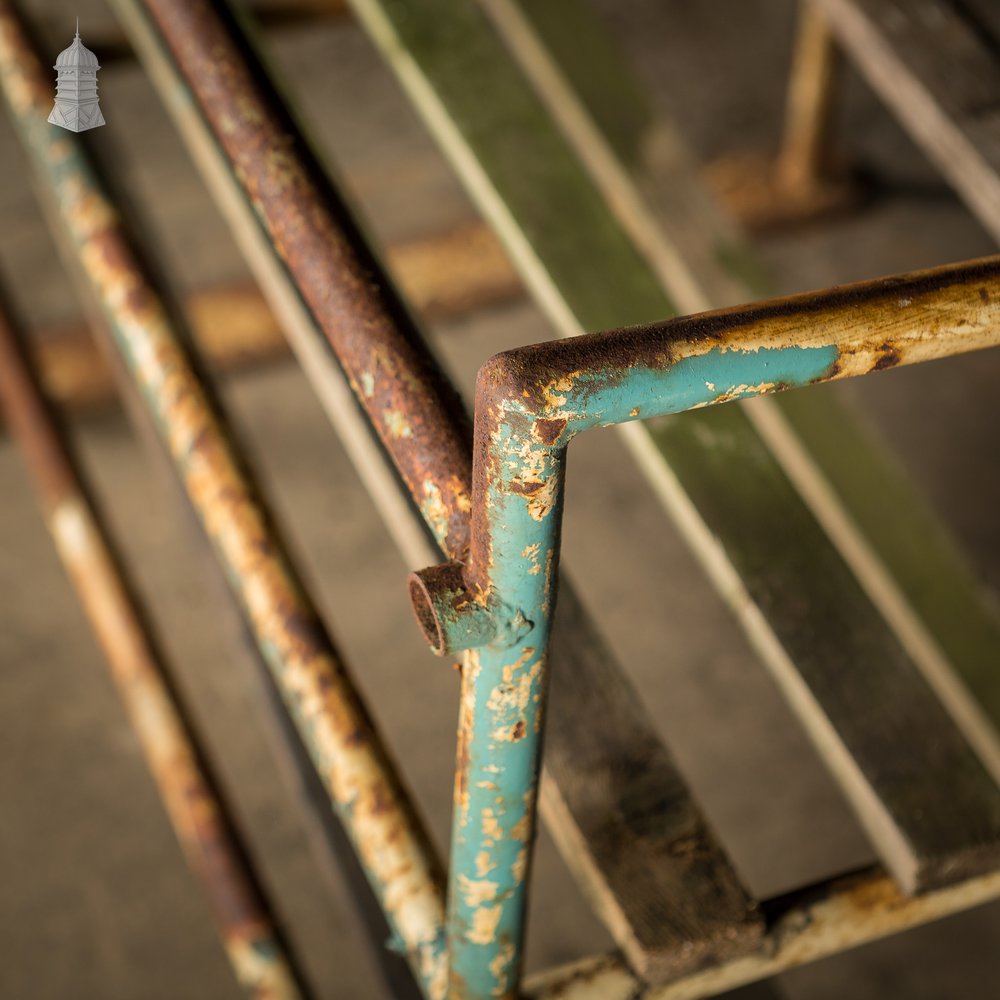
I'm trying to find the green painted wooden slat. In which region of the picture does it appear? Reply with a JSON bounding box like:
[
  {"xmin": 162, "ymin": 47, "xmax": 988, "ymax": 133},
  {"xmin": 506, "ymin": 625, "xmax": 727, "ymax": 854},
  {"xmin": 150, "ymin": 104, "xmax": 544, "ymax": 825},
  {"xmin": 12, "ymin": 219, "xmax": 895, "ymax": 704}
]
[
  {"xmin": 647, "ymin": 402, "xmax": 1000, "ymax": 892},
  {"xmin": 774, "ymin": 385, "xmax": 1000, "ymax": 744}
]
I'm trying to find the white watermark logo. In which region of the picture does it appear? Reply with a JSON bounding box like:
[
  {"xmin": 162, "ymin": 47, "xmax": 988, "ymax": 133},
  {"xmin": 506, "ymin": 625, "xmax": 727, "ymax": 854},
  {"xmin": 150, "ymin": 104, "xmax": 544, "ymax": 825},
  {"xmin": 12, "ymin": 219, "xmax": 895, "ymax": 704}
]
[{"xmin": 49, "ymin": 18, "xmax": 105, "ymax": 132}]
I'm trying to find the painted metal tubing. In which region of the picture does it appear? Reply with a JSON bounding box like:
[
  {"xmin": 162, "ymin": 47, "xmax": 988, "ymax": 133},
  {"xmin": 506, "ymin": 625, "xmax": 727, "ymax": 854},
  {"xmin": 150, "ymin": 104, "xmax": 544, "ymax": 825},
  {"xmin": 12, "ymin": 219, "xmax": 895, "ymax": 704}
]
[
  {"xmin": 130, "ymin": 0, "xmax": 476, "ymax": 563},
  {"xmin": 0, "ymin": 6, "xmax": 448, "ymax": 996},
  {"xmin": 115, "ymin": 3, "xmax": 763, "ymax": 993},
  {"xmin": 414, "ymin": 255, "xmax": 1000, "ymax": 646},
  {"xmin": 525, "ymin": 863, "xmax": 1000, "ymax": 1000},
  {"xmin": 406, "ymin": 256, "xmax": 1000, "ymax": 995},
  {"xmin": 0, "ymin": 292, "xmax": 307, "ymax": 1000}
]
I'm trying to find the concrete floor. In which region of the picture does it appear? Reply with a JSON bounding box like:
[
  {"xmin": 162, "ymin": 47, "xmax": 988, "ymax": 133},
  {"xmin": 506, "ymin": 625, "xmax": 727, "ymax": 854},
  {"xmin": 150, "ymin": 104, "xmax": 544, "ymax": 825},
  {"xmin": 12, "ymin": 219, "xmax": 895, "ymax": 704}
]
[{"xmin": 2, "ymin": 1, "xmax": 1000, "ymax": 997}]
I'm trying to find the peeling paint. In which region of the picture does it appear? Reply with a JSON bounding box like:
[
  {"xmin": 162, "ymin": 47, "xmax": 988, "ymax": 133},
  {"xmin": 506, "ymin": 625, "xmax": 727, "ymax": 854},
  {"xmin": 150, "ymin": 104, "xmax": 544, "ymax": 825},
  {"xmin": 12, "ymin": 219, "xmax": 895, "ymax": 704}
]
[
  {"xmin": 468, "ymin": 904, "xmax": 503, "ymax": 946},
  {"xmin": 457, "ymin": 874, "xmax": 500, "ymax": 908}
]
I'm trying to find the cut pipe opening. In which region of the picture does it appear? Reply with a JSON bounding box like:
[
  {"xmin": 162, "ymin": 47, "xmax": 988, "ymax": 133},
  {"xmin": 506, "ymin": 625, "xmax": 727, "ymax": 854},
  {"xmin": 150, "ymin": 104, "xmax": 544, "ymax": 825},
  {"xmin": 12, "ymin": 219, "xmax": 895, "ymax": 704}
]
[{"xmin": 408, "ymin": 571, "xmax": 448, "ymax": 655}]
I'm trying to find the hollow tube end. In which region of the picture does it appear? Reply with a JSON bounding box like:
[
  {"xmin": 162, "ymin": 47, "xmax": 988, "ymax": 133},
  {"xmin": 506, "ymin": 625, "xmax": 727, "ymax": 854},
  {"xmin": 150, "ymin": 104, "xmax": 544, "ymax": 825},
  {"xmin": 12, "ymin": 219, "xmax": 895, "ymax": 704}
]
[{"xmin": 407, "ymin": 561, "xmax": 497, "ymax": 656}]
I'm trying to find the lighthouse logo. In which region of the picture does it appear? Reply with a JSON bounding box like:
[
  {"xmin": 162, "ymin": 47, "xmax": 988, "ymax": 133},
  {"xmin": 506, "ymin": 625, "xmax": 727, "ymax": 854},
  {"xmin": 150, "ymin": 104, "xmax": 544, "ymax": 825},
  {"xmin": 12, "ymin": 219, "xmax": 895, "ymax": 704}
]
[{"xmin": 49, "ymin": 19, "xmax": 105, "ymax": 132}]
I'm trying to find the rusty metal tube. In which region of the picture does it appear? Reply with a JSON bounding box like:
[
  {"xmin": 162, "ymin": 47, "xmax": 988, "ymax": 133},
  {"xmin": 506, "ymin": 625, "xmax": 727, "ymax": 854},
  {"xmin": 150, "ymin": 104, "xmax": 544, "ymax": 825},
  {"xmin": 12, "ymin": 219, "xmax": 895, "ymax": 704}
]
[
  {"xmin": 423, "ymin": 255, "xmax": 1000, "ymax": 644},
  {"xmin": 128, "ymin": 0, "xmax": 476, "ymax": 562},
  {"xmin": 0, "ymin": 5, "xmax": 448, "ymax": 995},
  {"xmin": 0, "ymin": 291, "xmax": 308, "ymax": 1000}
]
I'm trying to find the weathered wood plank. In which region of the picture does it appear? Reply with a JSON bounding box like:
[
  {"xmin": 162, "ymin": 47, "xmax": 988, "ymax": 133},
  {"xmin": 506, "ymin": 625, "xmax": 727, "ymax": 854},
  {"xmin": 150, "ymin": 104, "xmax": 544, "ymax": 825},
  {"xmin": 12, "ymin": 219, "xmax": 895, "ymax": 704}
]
[
  {"xmin": 545, "ymin": 587, "xmax": 763, "ymax": 983},
  {"xmin": 348, "ymin": 0, "xmax": 1000, "ymax": 904},
  {"xmin": 16, "ymin": 222, "xmax": 520, "ymax": 415},
  {"xmin": 524, "ymin": 864, "xmax": 1000, "ymax": 1000},
  {"xmin": 645, "ymin": 403, "xmax": 1000, "ymax": 893},
  {"xmin": 809, "ymin": 0, "xmax": 1000, "ymax": 242}
]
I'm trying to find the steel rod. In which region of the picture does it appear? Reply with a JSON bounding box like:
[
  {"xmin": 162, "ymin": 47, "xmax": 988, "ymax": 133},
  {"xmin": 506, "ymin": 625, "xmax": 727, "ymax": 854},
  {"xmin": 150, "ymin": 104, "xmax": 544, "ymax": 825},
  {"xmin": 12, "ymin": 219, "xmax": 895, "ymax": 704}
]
[
  {"xmin": 127, "ymin": 0, "xmax": 475, "ymax": 563},
  {"xmin": 0, "ymin": 5, "xmax": 448, "ymax": 995},
  {"xmin": 0, "ymin": 290, "xmax": 308, "ymax": 1000}
]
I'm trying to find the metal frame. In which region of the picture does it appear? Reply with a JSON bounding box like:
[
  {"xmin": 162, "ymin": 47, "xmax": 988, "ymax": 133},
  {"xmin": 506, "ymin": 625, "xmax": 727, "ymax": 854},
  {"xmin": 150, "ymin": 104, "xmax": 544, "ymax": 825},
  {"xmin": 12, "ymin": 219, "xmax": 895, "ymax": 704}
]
[
  {"xmin": 3, "ymin": 0, "xmax": 1000, "ymax": 998},
  {"xmin": 408, "ymin": 257, "xmax": 1000, "ymax": 994}
]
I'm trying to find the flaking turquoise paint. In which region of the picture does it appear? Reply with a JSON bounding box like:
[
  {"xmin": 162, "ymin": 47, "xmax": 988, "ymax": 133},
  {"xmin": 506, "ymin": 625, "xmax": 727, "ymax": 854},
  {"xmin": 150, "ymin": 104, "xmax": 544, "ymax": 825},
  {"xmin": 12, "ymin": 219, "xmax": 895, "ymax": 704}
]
[
  {"xmin": 446, "ymin": 343, "xmax": 838, "ymax": 995},
  {"xmin": 565, "ymin": 344, "xmax": 841, "ymax": 432}
]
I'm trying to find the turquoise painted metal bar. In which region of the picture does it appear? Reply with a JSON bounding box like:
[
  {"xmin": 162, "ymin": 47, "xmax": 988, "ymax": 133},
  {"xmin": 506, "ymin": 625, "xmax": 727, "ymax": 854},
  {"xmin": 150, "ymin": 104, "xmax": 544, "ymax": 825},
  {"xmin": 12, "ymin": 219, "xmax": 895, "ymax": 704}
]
[{"xmin": 408, "ymin": 255, "xmax": 1000, "ymax": 997}]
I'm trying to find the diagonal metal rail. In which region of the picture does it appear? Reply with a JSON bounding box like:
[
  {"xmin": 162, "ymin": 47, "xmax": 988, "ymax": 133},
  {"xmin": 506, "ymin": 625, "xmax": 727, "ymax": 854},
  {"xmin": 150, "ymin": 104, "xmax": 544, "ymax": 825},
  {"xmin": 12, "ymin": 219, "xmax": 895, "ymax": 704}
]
[
  {"xmin": 0, "ymin": 287, "xmax": 308, "ymax": 1000},
  {"xmin": 0, "ymin": 5, "xmax": 449, "ymax": 995}
]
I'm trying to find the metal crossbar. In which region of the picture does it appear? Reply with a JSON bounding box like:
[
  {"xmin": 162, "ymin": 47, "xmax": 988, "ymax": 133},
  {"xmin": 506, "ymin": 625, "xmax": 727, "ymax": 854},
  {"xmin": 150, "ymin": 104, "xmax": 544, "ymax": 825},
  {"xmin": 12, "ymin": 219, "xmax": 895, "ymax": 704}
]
[{"xmin": 2, "ymin": 1, "xmax": 1000, "ymax": 998}]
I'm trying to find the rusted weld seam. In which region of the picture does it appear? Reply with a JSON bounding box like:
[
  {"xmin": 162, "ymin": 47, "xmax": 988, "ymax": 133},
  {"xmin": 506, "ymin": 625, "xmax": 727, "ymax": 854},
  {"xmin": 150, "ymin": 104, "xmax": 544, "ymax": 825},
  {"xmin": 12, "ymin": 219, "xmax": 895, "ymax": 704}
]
[
  {"xmin": 0, "ymin": 6, "xmax": 447, "ymax": 996},
  {"xmin": 411, "ymin": 256, "xmax": 1000, "ymax": 998},
  {"xmin": 0, "ymin": 291, "xmax": 307, "ymax": 999}
]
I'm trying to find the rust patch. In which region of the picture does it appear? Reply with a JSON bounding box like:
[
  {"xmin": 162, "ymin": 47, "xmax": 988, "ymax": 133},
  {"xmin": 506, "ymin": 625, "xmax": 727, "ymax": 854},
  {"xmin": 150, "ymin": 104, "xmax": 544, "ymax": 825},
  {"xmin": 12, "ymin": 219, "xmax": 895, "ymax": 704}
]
[
  {"xmin": 872, "ymin": 344, "xmax": 901, "ymax": 372},
  {"xmin": 141, "ymin": 0, "xmax": 476, "ymax": 564},
  {"xmin": 470, "ymin": 257, "xmax": 1000, "ymax": 426},
  {"xmin": 533, "ymin": 416, "xmax": 567, "ymax": 445},
  {"xmin": 510, "ymin": 479, "xmax": 544, "ymax": 496}
]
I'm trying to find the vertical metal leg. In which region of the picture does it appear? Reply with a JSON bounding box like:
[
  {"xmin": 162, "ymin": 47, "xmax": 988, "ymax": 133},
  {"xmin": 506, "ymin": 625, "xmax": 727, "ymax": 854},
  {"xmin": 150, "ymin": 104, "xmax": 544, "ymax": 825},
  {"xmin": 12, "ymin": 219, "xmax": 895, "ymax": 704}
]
[
  {"xmin": 777, "ymin": 1, "xmax": 841, "ymax": 193},
  {"xmin": 704, "ymin": 1, "xmax": 853, "ymax": 229},
  {"xmin": 447, "ymin": 643, "xmax": 551, "ymax": 998},
  {"xmin": 409, "ymin": 388, "xmax": 569, "ymax": 999}
]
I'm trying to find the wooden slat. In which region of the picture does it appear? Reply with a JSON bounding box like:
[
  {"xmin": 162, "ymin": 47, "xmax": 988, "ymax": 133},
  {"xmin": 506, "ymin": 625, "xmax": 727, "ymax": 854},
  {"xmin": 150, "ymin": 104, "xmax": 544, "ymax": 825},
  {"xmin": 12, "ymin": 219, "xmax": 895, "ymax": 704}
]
[
  {"xmin": 525, "ymin": 864, "xmax": 1000, "ymax": 1000},
  {"xmin": 13, "ymin": 222, "xmax": 520, "ymax": 417},
  {"xmin": 644, "ymin": 404, "xmax": 1000, "ymax": 893},
  {"xmin": 545, "ymin": 587, "xmax": 762, "ymax": 982},
  {"xmin": 809, "ymin": 0, "xmax": 1000, "ymax": 242},
  {"xmin": 347, "ymin": 0, "xmax": 1000, "ymax": 906}
]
